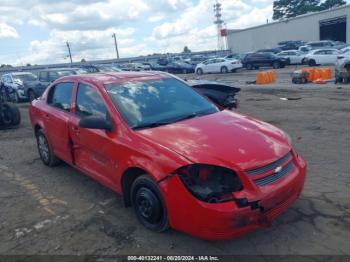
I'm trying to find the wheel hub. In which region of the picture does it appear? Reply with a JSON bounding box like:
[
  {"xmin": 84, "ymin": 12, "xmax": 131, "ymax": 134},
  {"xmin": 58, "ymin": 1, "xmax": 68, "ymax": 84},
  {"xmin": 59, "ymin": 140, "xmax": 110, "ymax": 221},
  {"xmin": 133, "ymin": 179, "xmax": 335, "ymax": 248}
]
[{"xmin": 136, "ymin": 187, "xmax": 161, "ymax": 224}]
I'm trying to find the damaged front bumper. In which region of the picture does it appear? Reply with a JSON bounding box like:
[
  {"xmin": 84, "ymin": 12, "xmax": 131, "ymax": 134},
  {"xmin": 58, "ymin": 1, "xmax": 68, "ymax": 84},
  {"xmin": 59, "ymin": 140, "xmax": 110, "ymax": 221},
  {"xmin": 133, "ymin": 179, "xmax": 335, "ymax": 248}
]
[{"xmin": 158, "ymin": 154, "xmax": 307, "ymax": 240}]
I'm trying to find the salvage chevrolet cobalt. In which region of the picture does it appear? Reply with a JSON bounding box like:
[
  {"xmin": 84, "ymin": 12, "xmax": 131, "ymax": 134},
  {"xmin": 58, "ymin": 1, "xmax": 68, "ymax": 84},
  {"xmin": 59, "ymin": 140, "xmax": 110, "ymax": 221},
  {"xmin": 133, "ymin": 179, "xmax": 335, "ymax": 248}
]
[{"xmin": 29, "ymin": 72, "xmax": 307, "ymax": 240}]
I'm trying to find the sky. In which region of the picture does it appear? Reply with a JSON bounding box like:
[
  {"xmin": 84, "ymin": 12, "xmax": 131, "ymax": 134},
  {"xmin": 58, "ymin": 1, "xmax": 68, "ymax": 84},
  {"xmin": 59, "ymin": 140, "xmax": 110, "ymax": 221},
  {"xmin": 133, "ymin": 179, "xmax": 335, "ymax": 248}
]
[{"xmin": 0, "ymin": 0, "xmax": 346, "ymax": 66}]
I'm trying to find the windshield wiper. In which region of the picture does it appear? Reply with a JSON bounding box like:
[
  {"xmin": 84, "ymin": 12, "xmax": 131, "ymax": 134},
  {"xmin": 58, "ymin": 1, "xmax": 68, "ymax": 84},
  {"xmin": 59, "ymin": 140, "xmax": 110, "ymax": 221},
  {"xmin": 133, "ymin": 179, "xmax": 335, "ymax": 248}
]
[
  {"xmin": 133, "ymin": 111, "xmax": 215, "ymax": 130},
  {"xmin": 132, "ymin": 121, "xmax": 172, "ymax": 130}
]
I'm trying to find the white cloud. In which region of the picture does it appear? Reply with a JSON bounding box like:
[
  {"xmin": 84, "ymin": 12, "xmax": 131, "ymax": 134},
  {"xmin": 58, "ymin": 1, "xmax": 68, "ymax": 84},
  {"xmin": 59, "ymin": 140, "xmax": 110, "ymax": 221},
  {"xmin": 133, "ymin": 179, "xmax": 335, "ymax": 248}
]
[
  {"xmin": 0, "ymin": 23, "xmax": 19, "ymax": 38},
  {"xmin": 0, "ymin": 0, "xmax": 276, "ymax": 65}
]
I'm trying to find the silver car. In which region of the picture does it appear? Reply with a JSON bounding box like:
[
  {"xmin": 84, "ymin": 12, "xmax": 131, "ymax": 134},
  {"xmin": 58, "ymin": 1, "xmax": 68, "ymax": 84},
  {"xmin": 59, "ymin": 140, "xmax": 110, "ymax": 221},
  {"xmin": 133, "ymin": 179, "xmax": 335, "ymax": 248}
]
[{"xmin": 335, "ymin": 51, "xmax": 350, "ymax": 84}]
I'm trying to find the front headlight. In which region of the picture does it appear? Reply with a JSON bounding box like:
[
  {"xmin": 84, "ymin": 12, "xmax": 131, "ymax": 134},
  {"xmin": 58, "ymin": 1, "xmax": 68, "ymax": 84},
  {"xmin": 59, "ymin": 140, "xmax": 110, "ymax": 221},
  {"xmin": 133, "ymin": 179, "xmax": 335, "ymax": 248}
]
[{"xmin": 174, "ymin": 164, "xmax": 243, "ymax": 203}]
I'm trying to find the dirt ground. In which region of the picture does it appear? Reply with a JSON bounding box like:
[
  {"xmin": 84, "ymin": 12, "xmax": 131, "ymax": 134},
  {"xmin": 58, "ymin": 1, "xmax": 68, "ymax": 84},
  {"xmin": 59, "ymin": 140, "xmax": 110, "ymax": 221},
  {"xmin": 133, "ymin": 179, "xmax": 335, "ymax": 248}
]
[{"xmin": 0, "ymin": 66, "xmax": 350, "ymax": 256}]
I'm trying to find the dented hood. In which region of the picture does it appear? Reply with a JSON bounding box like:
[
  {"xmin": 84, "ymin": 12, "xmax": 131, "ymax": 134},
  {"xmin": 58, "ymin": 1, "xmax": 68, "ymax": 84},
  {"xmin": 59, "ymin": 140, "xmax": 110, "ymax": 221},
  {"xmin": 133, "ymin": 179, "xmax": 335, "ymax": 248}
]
[{"xmin": 137, "ymin": 110, "xmax": 291, "ymax": 171}]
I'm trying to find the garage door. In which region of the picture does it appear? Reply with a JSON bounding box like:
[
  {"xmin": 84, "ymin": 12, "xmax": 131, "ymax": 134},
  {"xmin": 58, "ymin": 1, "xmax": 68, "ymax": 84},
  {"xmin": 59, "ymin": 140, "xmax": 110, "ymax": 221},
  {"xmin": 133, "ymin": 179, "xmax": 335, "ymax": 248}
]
[{"xmin": 320, "ymin": 16, "xmax": 347, "ymax": 42}]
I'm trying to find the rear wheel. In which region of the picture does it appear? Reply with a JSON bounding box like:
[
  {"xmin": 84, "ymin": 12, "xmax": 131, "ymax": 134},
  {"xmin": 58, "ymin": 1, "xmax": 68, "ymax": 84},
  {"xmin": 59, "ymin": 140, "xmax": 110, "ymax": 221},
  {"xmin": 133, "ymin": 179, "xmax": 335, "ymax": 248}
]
[
  {"xmin": 273, "ymin": 61, "xmax": 280, "ymax": 69},
  {"xmin": 221, "ymin": 66, "xmax": 228, "ymax": 73},
  {"xmin": 36, "ymin": 129, "xmax": 61, "ymax": 167},
  {"xmin": 131, "ymin": 175, "xmax": 169, "ymax": 232}
]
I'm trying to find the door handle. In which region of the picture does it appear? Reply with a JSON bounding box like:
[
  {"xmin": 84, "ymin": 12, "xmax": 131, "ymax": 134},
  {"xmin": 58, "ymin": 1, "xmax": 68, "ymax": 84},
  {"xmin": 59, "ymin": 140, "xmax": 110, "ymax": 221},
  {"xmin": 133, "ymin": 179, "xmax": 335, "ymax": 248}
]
[
  {"xmin": 44, "ymin": 114, "xmax": 50, "ymax": 119},
  {"xmin": 72, "ymin": 126, "xmax": 79, "ymax": 132}
]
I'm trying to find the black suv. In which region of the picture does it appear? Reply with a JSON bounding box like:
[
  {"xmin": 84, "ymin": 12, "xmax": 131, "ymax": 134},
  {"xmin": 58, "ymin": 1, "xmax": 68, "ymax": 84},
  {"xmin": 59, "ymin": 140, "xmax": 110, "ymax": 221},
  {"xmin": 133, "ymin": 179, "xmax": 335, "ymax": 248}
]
[
  {"xmin": 242, "ymin": 53, "xmax": 288, "ymax": 70},
  {"xmin": 26, "ymin": 68, "xmax": 84, "ymax": 101}
]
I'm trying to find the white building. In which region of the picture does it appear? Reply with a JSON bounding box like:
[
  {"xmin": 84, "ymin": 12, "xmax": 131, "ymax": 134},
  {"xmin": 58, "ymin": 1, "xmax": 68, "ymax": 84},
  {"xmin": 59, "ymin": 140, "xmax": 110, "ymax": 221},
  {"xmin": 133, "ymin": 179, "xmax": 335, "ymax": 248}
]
[{"xmin": 227, "ymin": 4, "xmax": 350, "ymax": 53}]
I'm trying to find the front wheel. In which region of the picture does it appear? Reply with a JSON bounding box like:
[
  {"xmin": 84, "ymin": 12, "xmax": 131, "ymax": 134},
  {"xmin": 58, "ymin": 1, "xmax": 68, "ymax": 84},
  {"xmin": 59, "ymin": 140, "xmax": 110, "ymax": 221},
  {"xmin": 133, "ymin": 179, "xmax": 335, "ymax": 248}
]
[
  {"xmin": 309, "ymin": 59, "xmax": 316, "ymax": 67},
  {"xmin": 246, "ymin": 63, "xmax": 253, "ymax": 70},
  {"xmin": 131, "ymin": 175, "xmax": 169, "ymax": 232},
  {"xmin": 196, "ymin": 68, "xmax": 203, "ymax": 75}
]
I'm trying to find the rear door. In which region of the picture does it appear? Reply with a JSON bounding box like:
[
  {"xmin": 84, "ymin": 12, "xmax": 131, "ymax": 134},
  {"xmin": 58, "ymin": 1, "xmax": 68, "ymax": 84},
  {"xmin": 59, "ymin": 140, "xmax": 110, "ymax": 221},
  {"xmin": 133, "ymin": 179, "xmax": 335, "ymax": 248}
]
[
  {"xmin": 69, "ymin": 82, "xmax": 117, "ymax": 186},
  {"xmin": 44, "ymin": 82, "xmax": 74, "ymax": 164},
  {"xmin": 325, "ymin": 50, "xmax": 339, "ymax": 64}
]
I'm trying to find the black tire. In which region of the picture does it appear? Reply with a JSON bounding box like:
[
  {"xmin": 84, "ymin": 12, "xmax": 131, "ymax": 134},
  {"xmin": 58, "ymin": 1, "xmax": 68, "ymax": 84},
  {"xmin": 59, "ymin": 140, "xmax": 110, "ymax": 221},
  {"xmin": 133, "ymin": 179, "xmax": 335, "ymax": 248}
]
[
  {"xmin": 0, "ymin": 103, "xmax": 20, "ymax": 128},
  {"xmin": 28, "ymin": 90, "xmax": 36, "ymax": 102},
  {"xmin": 309, "ymin": 59, "xmax": 316, "ymax": 67},
  {"xmin": 36, "ymin": 129, "xmax": 61, "ymax": 167},
  {"xmin": 246, "ymin": 63, "xmax": 253, "ymax": 70},
  {"xmin": 196, "ymin": 68, "xmax": 203, "ymax": 75},
  {"xmin": 221, "ymin": 66, "xmax": 228, "ymax": 73},
  {"xmin": 131, "ymin": 175, "xmax": 169, "ymax": 232},
  {"xmin": 273, "ymin": 61, "xmax": 280, "ymax": 69}
]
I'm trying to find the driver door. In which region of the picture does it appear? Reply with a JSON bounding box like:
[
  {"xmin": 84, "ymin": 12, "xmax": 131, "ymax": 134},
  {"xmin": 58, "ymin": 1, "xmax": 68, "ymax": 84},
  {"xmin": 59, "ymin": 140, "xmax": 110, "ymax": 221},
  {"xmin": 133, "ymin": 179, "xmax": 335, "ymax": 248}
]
[{"xmin": 69, "ymin": 82, "xmax": 117, "ymax": 186}]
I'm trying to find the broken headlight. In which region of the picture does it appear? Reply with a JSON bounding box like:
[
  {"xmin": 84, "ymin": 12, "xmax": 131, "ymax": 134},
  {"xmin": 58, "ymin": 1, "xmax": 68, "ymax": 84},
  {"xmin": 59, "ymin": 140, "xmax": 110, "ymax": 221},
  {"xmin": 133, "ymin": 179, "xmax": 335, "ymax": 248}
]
[{"xmin": 175, "ymin": 164, "xmax": 243, "ymax": 203}]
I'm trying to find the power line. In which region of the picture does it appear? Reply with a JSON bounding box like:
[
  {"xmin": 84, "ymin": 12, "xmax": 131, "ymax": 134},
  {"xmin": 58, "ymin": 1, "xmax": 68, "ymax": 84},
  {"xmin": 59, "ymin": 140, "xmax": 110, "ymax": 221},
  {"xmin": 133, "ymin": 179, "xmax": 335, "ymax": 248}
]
[
  {"xmin": 112, "ymin": 33, "xmax": 120, "ymax": 59},
  {"xmin": 66, "ymin": 41, "xmax": 73, "ymax": 64}
]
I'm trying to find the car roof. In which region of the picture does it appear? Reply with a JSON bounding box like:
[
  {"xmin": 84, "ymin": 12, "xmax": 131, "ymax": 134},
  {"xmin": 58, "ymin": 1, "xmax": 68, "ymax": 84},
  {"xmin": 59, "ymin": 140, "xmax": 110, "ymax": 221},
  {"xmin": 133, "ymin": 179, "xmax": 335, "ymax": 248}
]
[
  {"xmin": 12, "ymin": 72, "xmax": 34, "ymax": 75},
  {"xmin": 40, "ymin": 68, "xmax": 79, "ymax": 72},
  {"xmin": 58, "ymin": 71, "xmax": 169, "ymax": 86}
]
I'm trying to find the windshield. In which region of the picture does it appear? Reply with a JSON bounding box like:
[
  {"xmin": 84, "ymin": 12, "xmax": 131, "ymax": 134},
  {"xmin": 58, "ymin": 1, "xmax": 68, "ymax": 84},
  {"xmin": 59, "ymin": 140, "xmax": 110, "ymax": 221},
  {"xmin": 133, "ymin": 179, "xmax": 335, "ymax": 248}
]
[
  {"xmin": 14, "ymin": 74, "xmax": 37, "ymax": 81},
  {"xmin": 105, "ymin": 78, "xmax": 219, "ymax": 129}
]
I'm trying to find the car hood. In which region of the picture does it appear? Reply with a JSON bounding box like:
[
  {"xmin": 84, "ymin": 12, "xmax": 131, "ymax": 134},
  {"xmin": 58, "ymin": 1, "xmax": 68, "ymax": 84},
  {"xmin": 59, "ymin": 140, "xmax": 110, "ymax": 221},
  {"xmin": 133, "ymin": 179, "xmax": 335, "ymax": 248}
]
[{"xmin": 137, "ymin": 110, "xmax": 291, "ymax": 171}]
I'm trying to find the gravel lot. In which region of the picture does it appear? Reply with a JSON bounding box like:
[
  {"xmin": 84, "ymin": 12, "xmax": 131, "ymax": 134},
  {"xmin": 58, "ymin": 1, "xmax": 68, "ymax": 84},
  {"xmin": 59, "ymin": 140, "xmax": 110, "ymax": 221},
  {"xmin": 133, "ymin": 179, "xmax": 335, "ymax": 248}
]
[{"xmin": 0, "ymin": 66, "xmax": 350, "ymax": 256}]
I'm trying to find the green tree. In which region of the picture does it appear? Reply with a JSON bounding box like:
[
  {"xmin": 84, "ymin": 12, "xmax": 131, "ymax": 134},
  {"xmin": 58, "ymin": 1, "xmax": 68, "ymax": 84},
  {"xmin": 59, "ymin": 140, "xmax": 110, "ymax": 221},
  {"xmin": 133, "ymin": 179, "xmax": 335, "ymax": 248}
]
[
  {"xmin": 319, "ymin": 0, "xmax": 346, "ymax": 10},
  {"xmin": 273, "ymin": 0, "xmax": 346, "ymax": 20},
  {"xmin": 183, "ymin": 46, "xmax": 191, "ymax": 53}
]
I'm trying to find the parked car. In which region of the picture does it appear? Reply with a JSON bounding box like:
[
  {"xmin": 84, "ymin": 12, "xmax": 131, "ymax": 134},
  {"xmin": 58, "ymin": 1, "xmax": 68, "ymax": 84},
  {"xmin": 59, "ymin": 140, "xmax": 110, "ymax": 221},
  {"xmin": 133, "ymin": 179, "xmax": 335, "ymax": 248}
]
[
  {"xmin": 225, "ymin": 54, "xmax": 241, "ymax": 60},
  {"xmin": 29, "ymin": 72, "xmax": 307, "ymax": 240},
  {"xmin": 242, "ymin": 53, "xmax": 288, "ymax": 70},
  {"xmin": 161, "ymin": 61, "xmax": 195, "ymax": 74},
  {"xmin": 276, "ymin": 50, "xmax": 306, "ymax": 65},
  {"xmin": 278, "ymin": 40, "xmax": 306, "ymax": 51},
  {"xmin": 80, "ymin": 64, "xmax": 122, "ymax": 73},
  {"xmin": 122, "ymin": 63, "xmax": 151, "ymax": 71},
  {"xmin": 0, "ymin": 91, "xmax": 20, "ymax": 129},
  {"xmin": 0, "ymin": 72, "xmax": 37, "ymax": 102},
  {"xmin": 187, "ymin": 80, "xmax": 240, "ymax": 109},
  {"xmin": 335, "ymin": 52, "xmax": 350, "ymax": 83},
  {"xmin": 306, "ymin": 40, "xmax": 335, "ymax": 50},
  {"xmin": 304, "ymin": 49, "xmax": 340, "ymax": 66},
  {"xmin": 257, "ymin": 48, "xmax": 282, "ymax": 54},
  {"xmin": 188, "ymin": 55, "xmax": 207, "ymax": 66},
  {"xmin": 298, "ymin": 45, "xmax": 311, "ymax": 53},
  {"xmin": 27, "ymin": 68, "xmax": 84, "ymax": 102},
  {"xmin": 195, "ymin": 58, "xmax": 242, "ymax": 75}
]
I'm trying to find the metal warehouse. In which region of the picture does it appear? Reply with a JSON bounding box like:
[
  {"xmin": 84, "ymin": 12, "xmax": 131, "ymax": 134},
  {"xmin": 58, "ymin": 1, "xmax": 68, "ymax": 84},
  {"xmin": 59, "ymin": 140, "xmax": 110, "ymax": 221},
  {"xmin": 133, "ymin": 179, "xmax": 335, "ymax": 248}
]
[{"xmin": 226, "ymin": 4, "xmax": 350, "ymax": 53}]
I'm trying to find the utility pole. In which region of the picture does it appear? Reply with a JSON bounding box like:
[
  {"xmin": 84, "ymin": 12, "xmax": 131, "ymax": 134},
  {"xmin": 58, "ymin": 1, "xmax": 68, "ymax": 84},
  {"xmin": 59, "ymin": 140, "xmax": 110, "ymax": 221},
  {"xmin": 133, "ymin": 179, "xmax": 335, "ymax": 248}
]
[
  {"xmin": 112, "ymin": 33, "xmax": 120, "ymax": 59},
  {"xmin": 66, "ymin": 41, "xmax": 73, "ymax": 64}
]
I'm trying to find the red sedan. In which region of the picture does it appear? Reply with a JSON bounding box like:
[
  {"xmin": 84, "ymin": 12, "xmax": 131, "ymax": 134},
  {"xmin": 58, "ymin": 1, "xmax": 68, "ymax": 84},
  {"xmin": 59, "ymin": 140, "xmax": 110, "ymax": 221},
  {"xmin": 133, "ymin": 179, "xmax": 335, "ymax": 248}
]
[{"xmin": 29, "ymin": 72, "xmax": 307, "ymax": 240}]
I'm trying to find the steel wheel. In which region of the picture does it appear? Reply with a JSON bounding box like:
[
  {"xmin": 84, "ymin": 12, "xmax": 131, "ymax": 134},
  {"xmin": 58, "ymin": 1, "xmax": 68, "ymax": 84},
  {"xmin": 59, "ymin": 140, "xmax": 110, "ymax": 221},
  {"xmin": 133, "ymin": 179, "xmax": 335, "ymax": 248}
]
[{"xmin": 131, "ymin": 175, "xmax": 169, "ymax": 232}]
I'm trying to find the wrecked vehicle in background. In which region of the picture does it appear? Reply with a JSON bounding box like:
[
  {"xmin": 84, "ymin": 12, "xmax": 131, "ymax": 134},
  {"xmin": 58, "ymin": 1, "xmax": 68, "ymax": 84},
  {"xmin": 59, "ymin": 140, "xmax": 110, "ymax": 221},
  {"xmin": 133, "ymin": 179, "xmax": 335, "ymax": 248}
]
[
  {"xmin": 335, "ymin": 53, "xmax": 350, "ymax": 84},
  {"xmin": 187, "ymin": 80, "xmax": 240, "ymax": 109},
  {"xmin": 0, "ymin": 89, "xmax": 21, "ymax": 129}
]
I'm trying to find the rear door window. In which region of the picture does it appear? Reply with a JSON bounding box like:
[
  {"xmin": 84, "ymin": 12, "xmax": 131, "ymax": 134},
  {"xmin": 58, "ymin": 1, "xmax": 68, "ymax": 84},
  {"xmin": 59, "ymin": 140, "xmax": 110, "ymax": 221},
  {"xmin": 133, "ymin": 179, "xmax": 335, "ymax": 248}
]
[
  {"xmin": 39, "ymin": 72, "xmax": 49, "ymax": 82},
  {"xmin": 47, "ymin": 82, "xmax": 74, "ymax": 112}
]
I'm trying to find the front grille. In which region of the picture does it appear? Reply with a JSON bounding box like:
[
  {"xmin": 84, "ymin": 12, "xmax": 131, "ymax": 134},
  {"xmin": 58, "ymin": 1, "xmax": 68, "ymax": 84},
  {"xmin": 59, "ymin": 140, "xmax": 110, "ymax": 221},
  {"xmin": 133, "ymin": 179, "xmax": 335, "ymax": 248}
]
[
  {"xmin": 247, "ymin": 152, "xmax": 292, "ymax": 177},
  {"xmin": 254, "ymin": 161, "xmax": 295, "ymax": 187}
]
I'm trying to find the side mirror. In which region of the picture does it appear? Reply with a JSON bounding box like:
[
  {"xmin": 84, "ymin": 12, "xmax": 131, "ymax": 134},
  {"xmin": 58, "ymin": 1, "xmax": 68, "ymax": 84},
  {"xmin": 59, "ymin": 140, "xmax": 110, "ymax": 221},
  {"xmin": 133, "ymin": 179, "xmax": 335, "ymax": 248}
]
[{"xmin": 79, "ymin": 116, "xmax": 114, "ymax": 131}]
